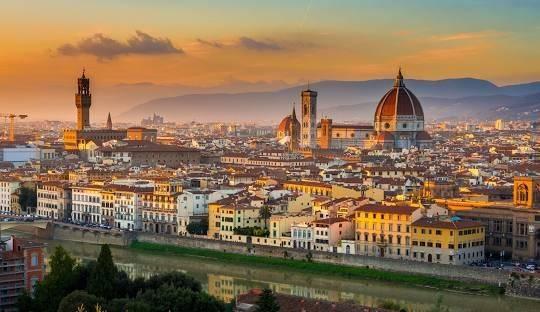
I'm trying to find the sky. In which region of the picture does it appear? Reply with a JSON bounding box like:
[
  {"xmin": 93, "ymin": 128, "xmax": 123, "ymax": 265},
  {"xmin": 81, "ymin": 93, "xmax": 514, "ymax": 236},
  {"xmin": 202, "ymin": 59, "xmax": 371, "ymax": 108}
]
[{"xmin": 1, "ymin": 0, "xmax": 540, "ymax": 118}]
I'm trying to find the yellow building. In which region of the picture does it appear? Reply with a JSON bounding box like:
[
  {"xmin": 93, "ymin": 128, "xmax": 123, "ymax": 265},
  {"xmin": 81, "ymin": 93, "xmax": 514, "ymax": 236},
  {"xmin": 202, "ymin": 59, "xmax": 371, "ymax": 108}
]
[
  {"xmin": 354, "ymin": 204, "xmax": 419, "ymax": 259},
  {"xmin": 411, "ymin": 217, "xmax": 485, "ymax": 265},
  {"xmin": 219, "ymin": 203, "xmax": 262, "ymax": 239},
  {"xmin": 208, "ymin": 196, "xmax": 263, "ymax": 240},
  {"xmin": 513, "ymin": 176, "xmax": 540, "ymax": 208},
  {"xmin": 283, "ymin": 180, "xmax": 332, "ymax": 197}
]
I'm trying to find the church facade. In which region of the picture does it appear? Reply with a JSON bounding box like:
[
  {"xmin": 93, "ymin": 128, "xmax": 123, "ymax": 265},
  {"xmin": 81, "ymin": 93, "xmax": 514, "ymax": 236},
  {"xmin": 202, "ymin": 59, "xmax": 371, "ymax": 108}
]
[{"xmin": 277, "ymin": 69, "xmax": 432, "ymax": 151}]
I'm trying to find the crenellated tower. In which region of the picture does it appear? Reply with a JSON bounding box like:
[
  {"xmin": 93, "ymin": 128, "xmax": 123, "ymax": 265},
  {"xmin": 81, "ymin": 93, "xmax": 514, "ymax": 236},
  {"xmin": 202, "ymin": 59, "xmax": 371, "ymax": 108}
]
[{"xmin": 76, "ymin": 69, "xmax": 91, "ymax": 130}]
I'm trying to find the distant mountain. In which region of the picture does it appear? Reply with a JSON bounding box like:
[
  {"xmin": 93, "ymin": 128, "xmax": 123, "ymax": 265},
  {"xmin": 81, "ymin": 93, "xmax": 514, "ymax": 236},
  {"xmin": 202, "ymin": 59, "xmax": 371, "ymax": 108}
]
[
  {"xmin": 119, "ymin": 78, "xmax": 540, "ymax": 123},
  {"xmin": 323, "ymin": 93, "xmax": 540, "ymax": 122}
]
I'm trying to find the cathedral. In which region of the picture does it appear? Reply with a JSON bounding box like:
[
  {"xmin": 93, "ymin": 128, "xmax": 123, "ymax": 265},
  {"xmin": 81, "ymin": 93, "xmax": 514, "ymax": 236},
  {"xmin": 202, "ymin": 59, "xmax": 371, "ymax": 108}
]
[
  {"xmin": 276, "ymin": 105, "xmax": 301, "ymax": 151},
  {"xmin": 277, "ymin": 69, "xmax": 432, "ymax": 151},
  {"xmin": 63, "ymin": 70, "xmax": 157, "ymax": 151}
]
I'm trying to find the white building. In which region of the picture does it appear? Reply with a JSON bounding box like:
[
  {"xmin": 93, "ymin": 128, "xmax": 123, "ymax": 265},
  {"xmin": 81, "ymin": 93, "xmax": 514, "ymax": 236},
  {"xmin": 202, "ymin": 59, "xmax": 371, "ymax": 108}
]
[
  {"xmin": 0, "ymin": 178, "xmax": 20, "ymax": 214},
  {"xmin": 71, "ymin": 185, "xmax": 103, "ymax": 224},
  {"xmin": 36, "ymin": 181, "xmax": 71, "ymax": 220},
  {"xmin": 0, "ymin": 145, "xmax": 40, "ymax": 167},
  {"xmin": 177, "ymin": 189, "xmax": 238, "ymax": 235},
  {"xmin": 111, "ymin": 185, "xmax": 148, "ymax": 231},
  {"xmin": 291, "ymin": 222, "xmax": 314, "ymax": 250}
]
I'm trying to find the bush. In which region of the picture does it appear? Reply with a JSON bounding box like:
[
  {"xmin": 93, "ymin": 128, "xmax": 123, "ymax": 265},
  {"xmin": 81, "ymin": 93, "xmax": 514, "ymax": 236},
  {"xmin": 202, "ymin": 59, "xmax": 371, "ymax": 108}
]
[{"xmin": 57, "ymin": 290, "xmax": 102, "ymax": 312}]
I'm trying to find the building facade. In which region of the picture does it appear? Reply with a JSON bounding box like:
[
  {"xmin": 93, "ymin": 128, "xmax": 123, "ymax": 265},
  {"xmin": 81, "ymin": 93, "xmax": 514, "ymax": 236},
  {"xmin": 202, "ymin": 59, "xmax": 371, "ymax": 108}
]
[
  {"xmin": 36, "ymin": 181, "xmax": 71, "ymax": 221},
  {"xmin": 0, "ymin": 236, "xmax": 45, "ymax": 312}
]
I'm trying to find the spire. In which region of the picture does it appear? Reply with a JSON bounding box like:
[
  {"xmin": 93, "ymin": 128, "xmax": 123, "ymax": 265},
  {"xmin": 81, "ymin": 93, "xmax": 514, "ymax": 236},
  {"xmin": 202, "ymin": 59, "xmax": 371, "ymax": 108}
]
[
  {"xmin": 292, "ymin": 102, "xmax": 297, "ymax": 120},
  {"xmin": 106, "ymin": 112, "xmax": 112, "ymax": 130},
  {"xmin": 82, "ymin": 67, "xmax": 86, "ymax": 78},
  {"xmin": 394, "ymin": 67, "xmax": 405, "ymax": 87}
]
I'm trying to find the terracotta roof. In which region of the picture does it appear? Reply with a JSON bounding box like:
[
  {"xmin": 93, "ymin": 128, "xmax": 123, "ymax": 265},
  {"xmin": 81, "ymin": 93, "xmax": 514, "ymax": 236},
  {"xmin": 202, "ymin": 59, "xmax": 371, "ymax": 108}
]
[
  {"xmin": 355, "ymin": 204, "xmax": 418, "ymax": 215},
  {"xmin": 313, "ymin": 217, "xmax": 349, "ymax": 225},
  {"xmin": 412, "ymin": 217, "xmax": 484, "ymax": 229},
  {"xmin": 374, "ymin": 71, "xmax": 424, "ymax": 120}
]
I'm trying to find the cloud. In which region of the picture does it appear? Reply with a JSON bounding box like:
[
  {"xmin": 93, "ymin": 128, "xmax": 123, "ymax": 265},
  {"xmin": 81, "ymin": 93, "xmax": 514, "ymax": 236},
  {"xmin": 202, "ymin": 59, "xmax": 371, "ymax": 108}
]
[
  {"xmin": 433, "ymin": 31, "xmax": 504, "ymax": 42},
  {"xmin": 58, "ymin": 31, "xmax": 183, "ymax": 59},
  {"xmin": 238, "ymin": 37, "xmax": 282, "ymax": 51},
  {"xmin": 196, "ymin": 38, "xmax": 225, "ymax": 48}
]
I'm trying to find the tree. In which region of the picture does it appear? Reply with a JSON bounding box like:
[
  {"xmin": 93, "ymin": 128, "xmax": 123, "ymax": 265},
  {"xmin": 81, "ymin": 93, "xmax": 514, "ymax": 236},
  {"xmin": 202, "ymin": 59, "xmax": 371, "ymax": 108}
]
[
  {"xmin": 259, "ymin": 206, "xmax": 272, "ymax": 229},
  {"xmin": 135, "ymin": 284, "xmax": 225, "ymax": 312},
  {"xmin": 57, "ymin": 290, "xmax": 101, "ymax": 312},
  {"xmin": 29, "ymin": 246, "xmax": 79, "ymax": 312},
  {"xmin": 88, "ymin": 244, "xmax": 117, "ymax": 299},
  {"xmin": 255, "ymin": 288, "xmax": 280, "ymax": 312},
  {"xmin": 144, "ymin": 271, "xmax": 201, "ymax": 292},
  {"xmin": 18, "ymin": 186, "xmax": 37, "ymax": 214},
  {"xmin": 187, "ymin": 219, "xmax": 209, "ymax": 235}
]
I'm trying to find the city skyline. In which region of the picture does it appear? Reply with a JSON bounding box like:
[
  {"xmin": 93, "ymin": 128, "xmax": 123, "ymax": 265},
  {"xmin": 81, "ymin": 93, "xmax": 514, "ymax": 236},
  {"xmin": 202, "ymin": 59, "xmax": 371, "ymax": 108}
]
[{"xmin": 2, "ymin": 1, "xmax": 540, "ymax": 120}]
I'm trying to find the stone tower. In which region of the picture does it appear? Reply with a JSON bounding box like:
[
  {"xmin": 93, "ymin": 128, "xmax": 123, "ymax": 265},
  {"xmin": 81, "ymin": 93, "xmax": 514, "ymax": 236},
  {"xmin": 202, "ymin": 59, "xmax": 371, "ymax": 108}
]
[
  {"xmin": 76, "ymin": 69, "xmax": 91, "ymax": 130},
  {"xmin": 106, "ymin": 112, "xmax": 112, "ymax": 130},
  {"xmin": 301, "ymin": 88, "xmax": 317, "ymax": 148}
]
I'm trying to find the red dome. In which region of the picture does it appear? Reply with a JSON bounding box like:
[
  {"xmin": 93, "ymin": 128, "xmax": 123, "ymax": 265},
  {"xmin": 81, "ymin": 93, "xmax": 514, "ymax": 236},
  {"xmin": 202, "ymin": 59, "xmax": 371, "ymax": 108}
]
[
  {"xmin": 278, "ymin": 116, "xmax": 293, "ymax": 133},
  {"xmin": 375, "ymin": 70, "xmax": 424, "ymax": 121}
]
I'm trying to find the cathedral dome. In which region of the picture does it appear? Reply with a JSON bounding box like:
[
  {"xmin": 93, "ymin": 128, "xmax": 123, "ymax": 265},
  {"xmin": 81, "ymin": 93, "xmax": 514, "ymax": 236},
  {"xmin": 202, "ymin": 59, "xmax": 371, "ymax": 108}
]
[
  {"xmin": 278, "ymin": 116, "xmax": 293, "ymax": 133},
  {"xmin": 374, "ymin": 69, "xmax": 424, "ymax": 122}
]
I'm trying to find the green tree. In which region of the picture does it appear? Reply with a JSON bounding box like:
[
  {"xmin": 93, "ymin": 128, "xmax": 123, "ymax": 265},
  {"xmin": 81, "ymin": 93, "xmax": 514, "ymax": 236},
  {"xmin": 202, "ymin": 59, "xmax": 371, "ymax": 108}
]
[
  {"xmin": 27, "ymin": 246, "xmax": 78, "ymax": 312},
  {"xmin": 136, "ymin": 284, "xmax": 225, "ymax": 312},
  {"xmin": 88, "ymin": 244, "xmax": 117, "ymax": 299},
  {"xmin": 57, "ymin": 290, "xmax": 101, "ymax": 312},
  {"xmin": 18, "ymin": 186, "xmax": 37, "ymax": 214},
  {"xmin": 187, "ymin": 219, "xmax": 209, "ymax": 235},
  {"xmin": 255, "ymin": 288, "xmax": 280, "ymax": 312},
  {"xmin": 259, "ymin": 206, "xmax": 272, "ymax": 229}
]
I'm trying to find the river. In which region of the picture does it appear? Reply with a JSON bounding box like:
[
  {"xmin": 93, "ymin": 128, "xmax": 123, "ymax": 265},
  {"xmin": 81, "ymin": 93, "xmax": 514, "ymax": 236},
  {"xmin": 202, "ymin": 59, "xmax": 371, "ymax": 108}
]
[{"xmin": 32, "ymin": 239, "xmax": 540, "ymax": 312}]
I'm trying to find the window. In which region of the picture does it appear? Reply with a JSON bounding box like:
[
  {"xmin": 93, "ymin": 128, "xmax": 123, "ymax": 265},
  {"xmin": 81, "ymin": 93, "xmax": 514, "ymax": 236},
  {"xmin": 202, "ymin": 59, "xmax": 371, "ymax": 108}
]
[
  {"xmin": 517, "ymin": 184, "xmax": 529, "ymax": 202},
  {"xmin": 31, "ymin": 254, "xmax": 38, "ymax": 266},
  {"xmin": 436, "ymin": 230, "xmax": 441, "ymax": 235},
  {"xmin": 435, "ymin": 243, "xmax": 442, "ymax": 248}
]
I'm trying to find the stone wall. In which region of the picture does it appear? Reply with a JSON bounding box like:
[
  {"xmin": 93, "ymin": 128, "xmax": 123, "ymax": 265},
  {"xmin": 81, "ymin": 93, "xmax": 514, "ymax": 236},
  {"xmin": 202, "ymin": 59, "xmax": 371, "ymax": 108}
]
[
  {"xmin": 135, "ymin": 232, "xmax": 509, "ymax": 285},
  {"xmin": 52, "ymin": 224, "xmax": 135, "ymax": 246},
  {"xmin": 506, "ymin": 272, "xmax": 540, "ymax": 299}
]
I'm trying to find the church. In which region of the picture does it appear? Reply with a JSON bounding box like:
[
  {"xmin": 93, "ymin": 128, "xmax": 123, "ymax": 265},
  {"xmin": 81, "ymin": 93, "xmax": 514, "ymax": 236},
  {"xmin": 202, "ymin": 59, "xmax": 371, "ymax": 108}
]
[
  {"xmin": 63, "ymin": 70, "xmax": 157, "ymax": 151},
  {"xmin": 277, "ymin": 69, "xmax": 432, "ymax": 151}
]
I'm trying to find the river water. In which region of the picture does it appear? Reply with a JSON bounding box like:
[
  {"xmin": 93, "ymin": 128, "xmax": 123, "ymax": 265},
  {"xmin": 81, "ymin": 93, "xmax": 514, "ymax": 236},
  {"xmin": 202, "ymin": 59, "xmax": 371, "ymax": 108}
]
[{"xmin": 34, "ymin": 239, "xmax": 540, "ymax": 312}]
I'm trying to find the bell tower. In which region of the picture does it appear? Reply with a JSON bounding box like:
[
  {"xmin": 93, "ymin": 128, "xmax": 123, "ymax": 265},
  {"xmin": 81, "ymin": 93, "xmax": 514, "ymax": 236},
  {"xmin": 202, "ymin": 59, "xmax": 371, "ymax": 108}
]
[
  {"xmin": 76, "ymin": 69, "xmax": 91, "ymax": 130},
  {"xmin": 301, "ymin": 87, "xmax": 317, "ymax": 148}
]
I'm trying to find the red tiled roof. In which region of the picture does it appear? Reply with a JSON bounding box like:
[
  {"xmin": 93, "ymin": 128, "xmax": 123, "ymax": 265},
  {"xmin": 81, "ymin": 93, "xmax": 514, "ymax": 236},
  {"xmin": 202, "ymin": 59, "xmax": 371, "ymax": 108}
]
[{"xmin": 355, "ymin": 204, "xmax": 418, "ymax": 215}]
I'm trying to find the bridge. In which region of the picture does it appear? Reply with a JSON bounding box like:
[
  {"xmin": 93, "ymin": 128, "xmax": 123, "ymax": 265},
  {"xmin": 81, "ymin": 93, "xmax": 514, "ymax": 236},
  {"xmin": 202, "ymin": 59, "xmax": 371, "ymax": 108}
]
[
  {"xmin": 0, "ymin": 220, "xmax": 50, "ymax": 230},
  {"xmin": 0, "ymin": 220, "xmax": 53, "ymax": 238}
]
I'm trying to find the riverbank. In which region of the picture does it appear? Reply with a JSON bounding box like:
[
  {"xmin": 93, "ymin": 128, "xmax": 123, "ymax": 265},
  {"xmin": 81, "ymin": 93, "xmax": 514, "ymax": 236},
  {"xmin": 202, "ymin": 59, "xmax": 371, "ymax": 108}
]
[{"xmin": 130, "ymin": 240, "xmax": 503, "ymax": 296}]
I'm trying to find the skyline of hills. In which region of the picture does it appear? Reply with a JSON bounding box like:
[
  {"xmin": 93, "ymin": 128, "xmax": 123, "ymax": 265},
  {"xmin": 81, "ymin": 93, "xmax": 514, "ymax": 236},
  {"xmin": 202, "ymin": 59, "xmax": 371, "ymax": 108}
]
[{"xmin": 119, "ymin": 78, "xmax": 540, "ymax": 123}]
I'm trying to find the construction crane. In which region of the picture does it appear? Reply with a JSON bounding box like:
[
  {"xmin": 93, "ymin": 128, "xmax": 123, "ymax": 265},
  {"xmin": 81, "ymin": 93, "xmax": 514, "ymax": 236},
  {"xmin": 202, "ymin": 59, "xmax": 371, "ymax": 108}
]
[{"xmin": 0, "ymin": 113, "xmax": 28, "ymax": 142}]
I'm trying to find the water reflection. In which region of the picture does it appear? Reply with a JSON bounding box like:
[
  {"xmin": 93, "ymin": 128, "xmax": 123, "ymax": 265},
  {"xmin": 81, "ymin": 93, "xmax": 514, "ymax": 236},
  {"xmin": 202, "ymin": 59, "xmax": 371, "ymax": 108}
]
[{"xmin": 43, "ymin": 240, "xmax": 538, "ymax": 312}]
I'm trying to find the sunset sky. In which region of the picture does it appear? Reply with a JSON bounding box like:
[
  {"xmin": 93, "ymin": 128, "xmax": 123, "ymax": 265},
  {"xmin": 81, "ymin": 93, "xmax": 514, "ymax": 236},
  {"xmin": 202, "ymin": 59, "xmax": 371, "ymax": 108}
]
[{"xmin": 1, "ymin": 0, "xmax": 540, "ymax": 119}]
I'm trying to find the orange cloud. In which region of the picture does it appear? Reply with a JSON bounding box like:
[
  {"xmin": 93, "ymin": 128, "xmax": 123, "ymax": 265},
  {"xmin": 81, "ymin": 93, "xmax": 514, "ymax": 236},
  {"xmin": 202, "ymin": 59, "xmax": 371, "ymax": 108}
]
[{"xmin": 433, "ymin": 30, "xmax": 504, "ymax": 42}]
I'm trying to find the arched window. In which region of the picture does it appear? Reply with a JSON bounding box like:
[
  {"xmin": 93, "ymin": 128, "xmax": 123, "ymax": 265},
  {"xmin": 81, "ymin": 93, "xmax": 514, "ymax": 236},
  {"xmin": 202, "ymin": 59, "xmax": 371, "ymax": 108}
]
[{"xmin": 517, "ymin": 184, "xmax": 529, "ymax": 202}]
